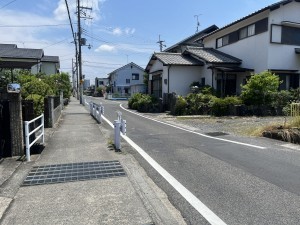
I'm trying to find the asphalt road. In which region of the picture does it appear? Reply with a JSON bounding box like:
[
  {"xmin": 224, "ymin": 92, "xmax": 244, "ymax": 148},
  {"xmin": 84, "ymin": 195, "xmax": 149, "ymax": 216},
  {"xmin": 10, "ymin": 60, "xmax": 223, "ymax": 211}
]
[{"xmin": 86, "ymin": 97, "xmax": 300, "ymax": 225}]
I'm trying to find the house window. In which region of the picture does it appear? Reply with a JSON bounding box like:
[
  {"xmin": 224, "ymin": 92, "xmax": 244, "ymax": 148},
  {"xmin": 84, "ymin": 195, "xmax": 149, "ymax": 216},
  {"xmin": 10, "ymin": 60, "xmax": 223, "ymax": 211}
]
[
  {"xmin": 239, "ymin": 27, "xmax": 248, "ymax": 39},
  {"xmin": 217, "ymin": 38, "xmax": 223, "ymax": 48},
  {"xmin": 282, "ymin": 26, "xmax": 300, "ymax": 46},
  {"xmin": 132, "ymin": 73, "xmax": 139, "ymax": 80},
  {"xmin": 126, "ymin": 79, "xmax": 130, "ymax": 84},
  {"xmin": 99, "ymin": 81, "xmax": 104, "ymax": 85},
  {"xmin": 217, "ymin": 18, "xmax": 268, "ymax": 48},
  {"xmin": 216, "ymin": 35, "xmax": 229, "ymax": 48},
  {"xmin": 248, "ymin": 24, "xmax": 255, "ymax": 36}
]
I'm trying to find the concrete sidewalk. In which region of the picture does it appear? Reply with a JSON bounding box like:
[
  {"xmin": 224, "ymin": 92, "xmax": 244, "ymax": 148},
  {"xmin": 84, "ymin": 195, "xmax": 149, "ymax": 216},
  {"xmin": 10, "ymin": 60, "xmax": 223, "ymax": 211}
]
[{"xmin": 0, "ymin": 97, "xmax": 186, "ymax": 225}]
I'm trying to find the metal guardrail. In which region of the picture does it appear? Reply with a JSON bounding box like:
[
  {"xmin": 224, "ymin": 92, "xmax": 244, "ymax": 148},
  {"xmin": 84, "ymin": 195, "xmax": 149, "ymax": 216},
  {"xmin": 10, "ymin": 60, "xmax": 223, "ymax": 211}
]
[{"xmin": 24, "ymin": 114, "xmax": 44, "ymax": 161}]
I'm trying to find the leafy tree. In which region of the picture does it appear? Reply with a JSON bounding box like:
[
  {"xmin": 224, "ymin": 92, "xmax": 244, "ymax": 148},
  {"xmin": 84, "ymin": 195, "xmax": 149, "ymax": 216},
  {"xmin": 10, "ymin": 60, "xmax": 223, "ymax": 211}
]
[
  {"xmin": 43, "ymin": 73, "xmax": 72, "ymax": 98},
  {"xmin": 241, "ymin": 71, "xmax": 280, "ymax": 106},
  {"xmin": 21, "ymin": 79, "xmax": 54, "ymax": 98}
]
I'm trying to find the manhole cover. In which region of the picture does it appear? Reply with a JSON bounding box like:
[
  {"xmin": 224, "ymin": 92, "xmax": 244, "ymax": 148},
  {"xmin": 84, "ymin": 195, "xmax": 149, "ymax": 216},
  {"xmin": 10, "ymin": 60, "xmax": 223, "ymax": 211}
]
[
  {"xmin": 205, "ymin": 132, "xmax": 229, "ymax": 137},
  {"xmin": 23, "ymin": 160, "xmax": 126, "ymax": 186}
]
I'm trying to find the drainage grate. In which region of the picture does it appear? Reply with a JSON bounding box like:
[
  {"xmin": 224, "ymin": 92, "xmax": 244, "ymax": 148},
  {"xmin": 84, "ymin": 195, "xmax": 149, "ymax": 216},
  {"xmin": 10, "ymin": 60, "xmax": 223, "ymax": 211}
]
[
  {"xmin": 205, "ymin": 132, "xmax": 229, "ymax": 137},
  {"xmin": 22, "ymin": 160, "xmax": 126, "ymax": 186}
]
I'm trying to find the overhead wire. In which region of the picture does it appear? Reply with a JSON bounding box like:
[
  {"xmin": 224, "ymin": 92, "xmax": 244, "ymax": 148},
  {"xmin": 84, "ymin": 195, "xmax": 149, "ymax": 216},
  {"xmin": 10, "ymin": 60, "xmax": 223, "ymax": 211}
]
[{"xmin": 0, "ymin": 0, "xmax": 17, "ymax": 9}]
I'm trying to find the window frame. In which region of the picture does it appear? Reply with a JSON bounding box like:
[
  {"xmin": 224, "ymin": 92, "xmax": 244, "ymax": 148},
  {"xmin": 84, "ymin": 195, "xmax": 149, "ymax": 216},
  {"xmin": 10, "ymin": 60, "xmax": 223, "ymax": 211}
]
[{"xmin": 132, "ymin": 73, "xmax": 140, "ymax": 80}]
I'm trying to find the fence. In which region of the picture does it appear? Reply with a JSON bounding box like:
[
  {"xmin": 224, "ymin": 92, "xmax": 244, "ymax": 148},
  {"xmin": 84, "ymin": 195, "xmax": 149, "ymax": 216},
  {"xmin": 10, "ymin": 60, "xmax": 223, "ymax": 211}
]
[
  {"xmin": 24, "ymin": 114, "xmax": 44, "ymax": 161},
  {"xmin": 291, "ymin": 103, "xmax": 300, "ymax": 117},
  {"xmin": 44, "ymin": 96, "xmax": 62, "ymax": 128},
  {"xmin": 89, "ymin": 101, "xmax": 104, "ymax": 123}
]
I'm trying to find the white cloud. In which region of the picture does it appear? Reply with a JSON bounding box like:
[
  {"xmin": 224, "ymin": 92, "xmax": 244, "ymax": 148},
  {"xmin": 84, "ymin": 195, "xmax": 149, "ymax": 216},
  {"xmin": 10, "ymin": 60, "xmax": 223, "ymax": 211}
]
[
  {"xmin": 112, "ymin": 27, "xmax": 122, "ymax": 36},
  {"xmin": 125, "ymin": 28, "xmax": 135, "ymax": 35},
  {"xmin": 54, "ymin": 0, "xmax": 106, "ymax": 22},
  {"xmin": 95, "ymin": 44, "xmax": 116, "ymax": 52}
]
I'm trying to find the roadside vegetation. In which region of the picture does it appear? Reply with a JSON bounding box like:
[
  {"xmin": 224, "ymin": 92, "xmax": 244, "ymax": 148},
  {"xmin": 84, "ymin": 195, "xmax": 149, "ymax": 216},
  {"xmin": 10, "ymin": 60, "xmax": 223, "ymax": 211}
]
[
  {"xmin": 1, "ymin": 70, "xmax": 72, "ymax": 116},
  {"xmin": 128, "ymin": 71, "xmax": 300, "ymax": 142}
]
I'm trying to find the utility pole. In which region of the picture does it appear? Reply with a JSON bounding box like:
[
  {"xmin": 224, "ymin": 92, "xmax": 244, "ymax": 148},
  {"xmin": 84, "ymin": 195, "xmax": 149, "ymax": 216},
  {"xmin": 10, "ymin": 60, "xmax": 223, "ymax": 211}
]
[
  {"xmin": 194, "ymin": 14, "xmax": 201, "ymax": 33},
  {"xmin": 77, "ymin": 0, "xmax": 92, "ymax": 104},
  {"xmin": 77, "ymin": 0, "xmax": 83, "ymax": 104},
  {"xmin": 157, "ymin": 35, "xmax": 166, "ymax": 52}
]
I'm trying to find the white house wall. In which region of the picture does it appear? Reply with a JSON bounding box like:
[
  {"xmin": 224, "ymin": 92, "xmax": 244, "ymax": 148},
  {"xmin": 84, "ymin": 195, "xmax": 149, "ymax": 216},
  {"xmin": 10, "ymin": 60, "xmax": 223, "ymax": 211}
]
[
  {"xmin": 268, "ymin": 1, "xmax": 300, "ymax": 70},
  {"xmin": 149, "ymin": 60, "xmax": 163, "ymax": 74},
  {"xmin": 164, "ymin": 65, "xmax": 202, "ymax": 96}
]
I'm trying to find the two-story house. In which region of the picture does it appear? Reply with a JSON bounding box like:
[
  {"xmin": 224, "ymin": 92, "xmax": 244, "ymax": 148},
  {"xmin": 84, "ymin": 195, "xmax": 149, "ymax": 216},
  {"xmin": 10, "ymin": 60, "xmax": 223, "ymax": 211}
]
[
  {"xmin": 108, "ymin": 62, "xmax": 146, "ymax": 96},
  {"xmin": 146, "ymin": 0, "xmax": 300, "ymax": 99},
  {"xmin": 200, "ymin": 0, "xmax": 300, "ymax": 95}
]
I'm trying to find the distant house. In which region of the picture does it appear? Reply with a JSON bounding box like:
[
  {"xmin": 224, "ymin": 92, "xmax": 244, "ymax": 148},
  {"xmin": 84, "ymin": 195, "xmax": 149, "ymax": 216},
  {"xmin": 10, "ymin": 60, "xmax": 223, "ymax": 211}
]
[
  {"xmin": 95, "ymin": 77, "xmax": 109, "ymax": 88},
  {"xmin": 146, "ymin": 0, "xmax": 300, "ymax": 99},
  {"xmin": 108, "ymin": 62, "xmax": 146, "ymax": 96},
  {"xmin": 0, "ymin": 44, "xmax": 60, "ymax": 76},
  {"xmin": 146, "ymin": 52, "xmax": 203, "ymax": 98},
  {"xmin": 0, "ymin": 44, "xmax": 43, "ymax": 70},
  {"xmin": 32, "ymin": 55, "xmax": 60, "ymax": 75}
]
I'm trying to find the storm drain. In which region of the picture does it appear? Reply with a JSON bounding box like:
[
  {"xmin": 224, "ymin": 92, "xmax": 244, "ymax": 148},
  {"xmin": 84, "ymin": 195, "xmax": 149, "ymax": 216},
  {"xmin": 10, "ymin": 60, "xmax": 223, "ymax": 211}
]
[
  {"xmin": 205, "ymin": 132, "xmax": 229, "ymax": 137},
  {"xmin": 22, "ymin": 160, "xmax": 126, "ymax": 186}
]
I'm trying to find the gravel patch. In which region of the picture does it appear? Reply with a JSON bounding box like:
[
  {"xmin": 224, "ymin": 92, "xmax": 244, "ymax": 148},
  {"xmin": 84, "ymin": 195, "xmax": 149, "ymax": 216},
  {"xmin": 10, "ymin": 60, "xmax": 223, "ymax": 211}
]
[{"xmin": 143, "ymin": 113, "xmax": 291, "ymax": 137}]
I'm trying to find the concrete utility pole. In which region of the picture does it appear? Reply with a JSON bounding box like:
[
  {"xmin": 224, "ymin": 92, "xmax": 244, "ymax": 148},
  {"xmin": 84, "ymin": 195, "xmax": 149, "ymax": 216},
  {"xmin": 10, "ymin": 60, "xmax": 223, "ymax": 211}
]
[
  {"xmin": 157, "ymin": 35, "xmax": 166, "ymax": 52},
  {"xmin": 77, "ymin": 0, "xmax": 92, "ymax": 104}
]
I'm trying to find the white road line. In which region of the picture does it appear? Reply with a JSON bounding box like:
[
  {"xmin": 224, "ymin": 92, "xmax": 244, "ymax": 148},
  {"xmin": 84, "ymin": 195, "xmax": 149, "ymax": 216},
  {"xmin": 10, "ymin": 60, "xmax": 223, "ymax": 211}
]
[
  {"xmin": 119, "ymin": 104, "xmax": 266, "ymax": 150},
  {"xmin": 101, "ymin": 114, "xmax": 227, "ymax": 225}
]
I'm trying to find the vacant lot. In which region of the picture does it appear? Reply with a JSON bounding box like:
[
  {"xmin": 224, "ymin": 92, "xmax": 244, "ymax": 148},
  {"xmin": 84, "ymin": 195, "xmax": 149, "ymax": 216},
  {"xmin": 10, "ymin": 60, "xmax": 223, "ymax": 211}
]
[{"xmin": 144, "ymin": 113, "xmax": 290, "ymax": 137}]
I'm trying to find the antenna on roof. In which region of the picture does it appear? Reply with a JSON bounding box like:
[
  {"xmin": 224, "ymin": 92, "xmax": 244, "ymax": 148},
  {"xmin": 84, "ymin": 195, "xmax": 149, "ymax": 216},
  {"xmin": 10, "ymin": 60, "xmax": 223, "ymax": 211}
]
[
  {"xmin": 157, "ymin": 35, "xmax": 166, "ymax": 52},
  {"xmin": 194, "ymin": 14, "xmax": 202, "ymax": 33}
]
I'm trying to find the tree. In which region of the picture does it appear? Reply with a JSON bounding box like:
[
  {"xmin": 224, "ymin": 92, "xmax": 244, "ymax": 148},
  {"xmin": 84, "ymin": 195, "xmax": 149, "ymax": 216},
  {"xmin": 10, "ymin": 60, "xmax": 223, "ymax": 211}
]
[{"xmin": 241, "ymin": 71, "xmax": 281, "ymax": 106}]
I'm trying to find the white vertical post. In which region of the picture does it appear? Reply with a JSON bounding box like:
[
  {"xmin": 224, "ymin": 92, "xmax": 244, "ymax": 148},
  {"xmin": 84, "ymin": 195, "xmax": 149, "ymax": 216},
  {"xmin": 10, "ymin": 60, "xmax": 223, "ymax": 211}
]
[
  {"xmin": 41, "ymin": 113, "xmax": 45, "ymax": 144},
  {"xmin": 114, "ymin": 120, "xmax": 121, "ymax": 150},
  {"xmin": 24, "ymin": 121, "xmax": 30, "ymax": 162},
  {"xmin": 121, "ymin": 119, "xmax": 126, "ymax": 135}
]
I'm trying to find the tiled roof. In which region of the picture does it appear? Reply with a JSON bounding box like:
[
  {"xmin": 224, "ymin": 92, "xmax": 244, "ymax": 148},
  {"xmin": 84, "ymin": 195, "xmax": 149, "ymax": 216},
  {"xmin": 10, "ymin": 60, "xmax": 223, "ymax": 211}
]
[
  {"xmin": 42, "ymin": 55, "xmax": 59, "ymax": 62},
  {"xmin": 163, "ymin": 25, "xmax": 218, "ymax": 52},
  {"xmin": 185, "ymin": 47, "xmax": 242, "ymax": 64},
  {"xmin": 0, "ymin": 48, "xmax": 44, "ymax": 59},
  {"xmin": 0, "ymin": 44, "xmax": 17, "ymax": 49},
  {"xmin": 153, "ymin": 52, "xmax": 204, "ymax": 65}
]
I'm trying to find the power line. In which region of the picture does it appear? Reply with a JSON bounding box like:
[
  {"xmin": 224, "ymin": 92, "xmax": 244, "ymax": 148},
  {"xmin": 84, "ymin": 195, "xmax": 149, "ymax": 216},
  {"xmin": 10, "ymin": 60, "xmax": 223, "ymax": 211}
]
[
  {"xmin": 0, "ymin": 0, "xmax": 17, "ymax": 9},
  {"xmin": 0, "ymin": 23, "xmax": 74, "ymax": 28}
]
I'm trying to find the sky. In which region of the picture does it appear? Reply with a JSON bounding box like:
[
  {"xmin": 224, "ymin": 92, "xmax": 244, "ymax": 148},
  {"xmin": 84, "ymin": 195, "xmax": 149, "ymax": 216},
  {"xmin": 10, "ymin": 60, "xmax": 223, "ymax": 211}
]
[{"xmin": 0, "ymin": 0, "xmax": 280, "ymax": 84}]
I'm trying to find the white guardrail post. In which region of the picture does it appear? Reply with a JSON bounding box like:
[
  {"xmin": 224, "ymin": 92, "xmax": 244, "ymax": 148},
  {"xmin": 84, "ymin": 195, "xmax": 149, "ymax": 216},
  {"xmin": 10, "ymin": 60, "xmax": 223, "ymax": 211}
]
[
  {"xmin": 114, "ymin": 120, "xmax": 121, "ymax": 150},
  {"xmin": 24, "ymin": 114, "xmax": 44, "ymax": 162}
]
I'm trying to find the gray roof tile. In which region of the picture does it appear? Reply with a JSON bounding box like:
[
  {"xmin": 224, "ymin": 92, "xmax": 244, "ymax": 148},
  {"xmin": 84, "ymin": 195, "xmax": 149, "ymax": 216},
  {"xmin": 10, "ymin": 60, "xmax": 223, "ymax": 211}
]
[
  {"xmin": 0, "ymin": 48, "xmax": 43, "ymax": 59},
  {"xmin": 42, "ymin": 55, "xmax": 59, "ymax": 62},
  {"xmin": 154, "ymin": 52, "xmax": 204, "ymax": 65},
  {"xmin": 186, "ymin": 47, "xmax": 242, "ymax": 64}
]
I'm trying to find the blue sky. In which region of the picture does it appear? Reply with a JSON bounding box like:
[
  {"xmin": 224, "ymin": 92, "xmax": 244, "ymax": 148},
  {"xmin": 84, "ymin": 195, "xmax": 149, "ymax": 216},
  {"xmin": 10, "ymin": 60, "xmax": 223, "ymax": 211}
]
[{"xmin": 0, "ymin": 0, "xmax": 279, "ymax": 84}]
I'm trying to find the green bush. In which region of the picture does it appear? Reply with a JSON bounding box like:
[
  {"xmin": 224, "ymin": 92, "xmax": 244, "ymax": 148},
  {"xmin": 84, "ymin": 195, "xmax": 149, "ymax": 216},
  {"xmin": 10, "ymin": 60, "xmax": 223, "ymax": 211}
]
[
  {"xmin": 128, "ymin": 93, "xmax": 143, "ymax": 109},
  {"xmin": 128, "ymin": 93, "xmax": 159, "ymax": 112},
  {"xmin": 271, "ymin": 90, "xmax": 292, "ymax": 108},
  {"xmin": 174, "ymin": 96, "xmax": 187, "ymax": 115},
  {"xmin": 199, "ymin": 85, "xmax": 215, "ymax": 95},
  {"xmin": 25, "ymin": 94, "xmax": 44, "ymax": 117},
  {"xmin": 22, "ymin": 79, "xmax": 53, "ymax": 99},
  {"xmin": 241, "ymin": 71, "xmax": 280, "ymax": 106},
  {"xmin": 211, "ymin": 96, "xmax": 242, "ymax": 116},
  {"xmin": 185, "ymin": 93, "xmax": 215, "ymax": 115}
]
